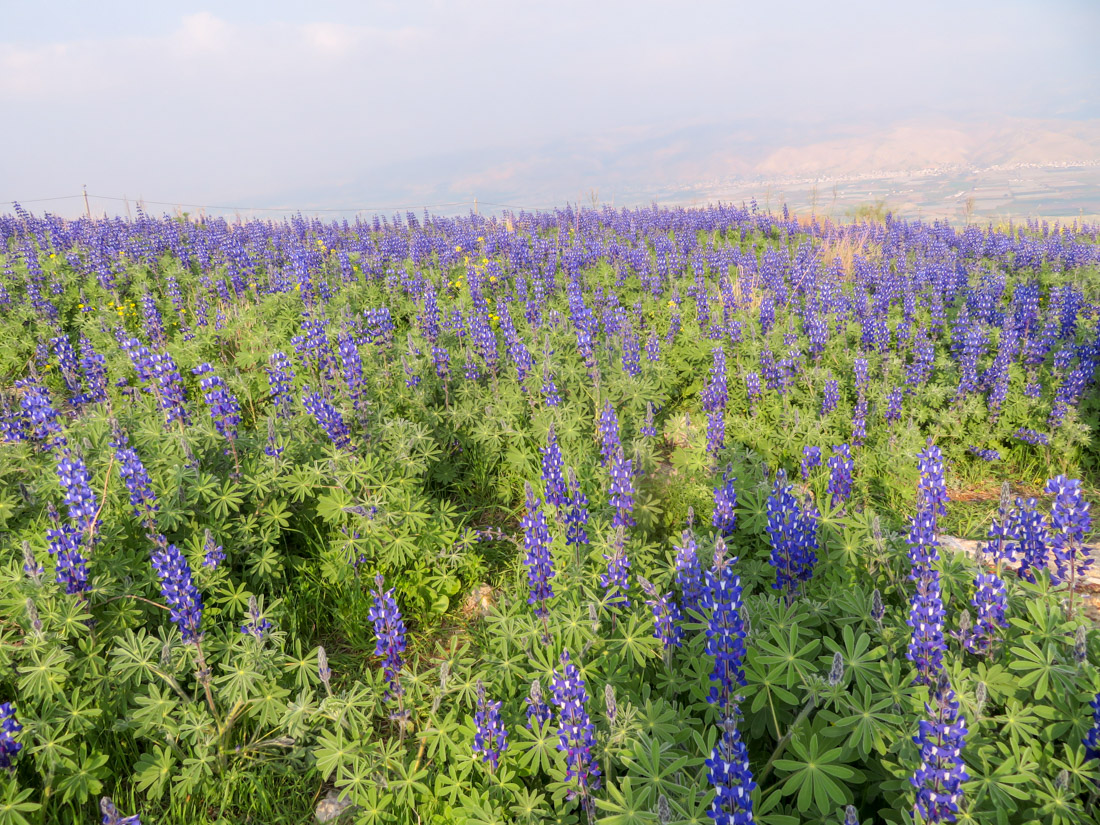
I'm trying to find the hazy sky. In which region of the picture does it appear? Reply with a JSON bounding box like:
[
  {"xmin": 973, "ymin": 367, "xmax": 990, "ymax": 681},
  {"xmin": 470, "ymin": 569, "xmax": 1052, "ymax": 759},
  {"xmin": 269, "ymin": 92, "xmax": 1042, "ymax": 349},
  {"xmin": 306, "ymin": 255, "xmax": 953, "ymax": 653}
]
[{"xmin": 2, "ymin": 0, "xmax": 1098, "ymax": 214}]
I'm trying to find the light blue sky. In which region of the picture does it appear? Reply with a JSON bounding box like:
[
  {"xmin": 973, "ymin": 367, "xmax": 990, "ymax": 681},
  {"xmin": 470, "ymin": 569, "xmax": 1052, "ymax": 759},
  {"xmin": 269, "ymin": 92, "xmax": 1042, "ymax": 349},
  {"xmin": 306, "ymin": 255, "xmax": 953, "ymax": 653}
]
[{"xmin": 2, "ymin": 1, "xmax": 1097, "ymax": 214}]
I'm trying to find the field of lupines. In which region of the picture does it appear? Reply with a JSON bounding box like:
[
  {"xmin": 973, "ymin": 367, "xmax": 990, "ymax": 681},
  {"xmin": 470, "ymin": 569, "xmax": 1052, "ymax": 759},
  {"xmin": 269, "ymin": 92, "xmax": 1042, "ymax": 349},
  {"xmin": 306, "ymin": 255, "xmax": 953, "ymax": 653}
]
[{"xmin": 0, "ymin": 201, "xmax": 1098, "ymax": 825}]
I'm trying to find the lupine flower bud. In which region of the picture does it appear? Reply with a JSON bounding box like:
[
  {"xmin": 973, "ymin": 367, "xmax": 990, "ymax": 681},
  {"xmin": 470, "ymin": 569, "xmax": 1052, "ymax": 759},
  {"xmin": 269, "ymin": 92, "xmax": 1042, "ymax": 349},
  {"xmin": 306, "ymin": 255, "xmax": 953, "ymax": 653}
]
[
  {"xmin": 525, "ymin": 678, "xmax": 551, "ymax": 729},
  {"xmin": 100, "ymin": 796, "xmax": 141, "ymax": 825},
  {"xmin": 1074, "ymin": 626, "xmax": 1088, "ymax": 666},
  {"xmin": 22, "ymin": 541, "xmax": 43, "ymax": 585},
  {"xmin": 828, "ymin": 652, "xmax": 845, "ymax": 686},
  {"xmin": 318, "ymin": 646, "xmax": 332, "ymax": 693},
  {"xmin": 241, "ymin": 595, "xmax": 272, "ymax": 639},
  {"xmin": 656, "ymin": 795, "xmax": 672, "ymax": 825},
  {"xmin": 25, "ymin": 599, "xmax": 42, "ymax": 638},
  {"xmin": 871, "ymin": 589, "xmax": 885, "ymax": 627},
  {"xmin": 604, "ymin": 684, "xmax": 617, "ymax": 724}
]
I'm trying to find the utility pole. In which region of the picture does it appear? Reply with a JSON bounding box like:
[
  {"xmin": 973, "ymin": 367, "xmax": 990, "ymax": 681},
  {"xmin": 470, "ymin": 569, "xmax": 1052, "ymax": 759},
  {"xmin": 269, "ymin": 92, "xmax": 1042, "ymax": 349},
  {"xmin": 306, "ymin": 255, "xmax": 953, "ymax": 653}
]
[{"xmin": 82, "ymin": 185, "xmax": 91, "ymax": 219}]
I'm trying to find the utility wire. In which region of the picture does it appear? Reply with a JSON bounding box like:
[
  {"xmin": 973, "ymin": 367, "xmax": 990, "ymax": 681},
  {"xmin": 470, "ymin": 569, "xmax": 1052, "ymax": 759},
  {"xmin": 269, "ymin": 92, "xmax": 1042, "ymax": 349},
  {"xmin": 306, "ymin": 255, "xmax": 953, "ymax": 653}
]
[{"xmin": 2, "ymin": 193, "xmax": 558, "ymax": 214}]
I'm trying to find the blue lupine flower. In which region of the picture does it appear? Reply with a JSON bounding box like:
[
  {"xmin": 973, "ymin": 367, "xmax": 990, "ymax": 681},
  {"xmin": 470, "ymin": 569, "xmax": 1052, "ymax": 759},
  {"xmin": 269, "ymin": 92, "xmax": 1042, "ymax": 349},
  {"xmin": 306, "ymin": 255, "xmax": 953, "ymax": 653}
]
[
  {"xmin": 56, "ymin": 449, "xmax": 98, "ymax": 533},
  {"xmin": 46, "ymin": 521, "xmax": 89, "ymax": 595},
  {"xmin": 906, "ymin": 556, "xmax": 946, "ymax": 686},
  {"xmin": 17, "ymin": 379, "xmax": 65, "ymax": 450},
  {"xmin": 266, "ymin": 351, "xmax": 296, "ymax": 416},
  {"xmin": 800, "ymin": 445, "xmax": 821, "ymax": 481},
  {"xmin": 337, "ymin": 333, "xmax": 367, "ymax": 408},
  {"xmin": 550, "ymin": 650, "xmax": 602, "ymax": 801},
  {"xmin": 703, "ymin": 347, "xmax": 728, "ymax": 456},
  {"xmin": 597, "ymin": 401, "xmax": 620, "ymax": 467},
  {"xmin": 851, "ymin": 393, "xmax": 868, "ymax": 447},
  {"xmin": 645, "ymin": 331, "xmax": 660, "ymax": 362},
  {"xmin": 149, "ymin": 351, "xmax": 190, "ymax": 427},
  {"xmin": 826, "ymin": 444, "xmax": 853, "ymax": 508},
  {"xmin": 966, "ymin": 572, "xmax": 1007, "ymax": 655},
  {"xmin": 702, "ymin": 539, "xmax": 747, "ymax": 710},
  {"xmin": 1046, "ymin": 475, "xmax": 1093, "ymax": 588},
  {"xmin": 911, "ymin": 676, "xmax": 969, "ymax": 824},
  {"xmin": 674, "ymin": 522, "xmax": 705, "ymax": 615},
  {"xmin": 0, "ymin": 702, "xmax": 22, "ymax": 770},
  {"xmin": 564, "ymin": 468, "xmax": 589, "ymax": 547},
  {"xmin": 473, "ymin": 681, "xmax": 509, "ymax": 772},
  {"xmin": 884, "ymin": 386, "xmax": 903, "ymax": 426},
  {"xmin": 1083, "ymin": 693, "xmax": 1100, "ymax": 761},
  {"xmin": 541, "ymin": 425, "xmax": 568, "ymax": 510},
  {"xmin": 967, "ymin": 447, "xmax": 1000, "ymax": 462},
  {"xmin": 1012, "ymin": 427, "xmax": 1048, "ymax": 446},
  {"xmin": 705, "ymin": 712, "xmax": 755, "ymax": 825},
  {"xmin": 110, "ymin": 428, "xmax": 157, "ymax": 522},
  {"xmin": 915, "ymin": 444, "xmax": 948, "ymax": 523},
  {"xmin": 430, "ymin": 345, "xmax": 450, "ymax": 381},
  {"xmin": 202, "ymin": 530, "xmax": 225, "ymax": 569},
  {"xmin": 712, "ymin": 471, "xmax": 737, "ymax": 538},
  {"xmin": 51, "ymin": 335, "xmax": 82, "ymax": 395},
  {"xmin": 302, "ymin": 390, "xmax": 352, "ymax": 450},
  {"xmin": 369, "ymin": 574, "xmax": 407, "ymax": 697},
  {"xmin": 75, "ymin": 336, "xmax": 109, "ymax": 406},
  {"xmin": 521, "ymin": 483, "xmax": 555, "ymax": 618},
  {"xmin": 192, "ymin": 363, "xmax": 241, "ymax": 442},
  {"xmin": 600, "ymin": 527, "xmax": 631, "ymax": 609},
  {"xmin": 525, "ymin": 678, "xmax": 552, "ymax": 730},
  {"xmin": 150, "ymin": 535, "xmax": 204, "ymax": 643},
  {"xmin": 766, "ymin": 470, "xmax": 819, "ymax": 597},
  {"xmin": 541, "ymin": 362, "xmax": 561, "ymax": 406},
  {"xmin": 241, "ymin": 595, "xmax": 273, "ymax": 640},
  {"xmin": 1008, "ymin": 498, "xmax": 1049, "ymax": 583},
  {"xmin": 744, "ymin": 372, "xmax": 762, "ymax": 411},
  {"xmin": 639, "ymin": 577, "xmax": 684, "ymax": 651},
  {"xmin": 608, "ymin": 446, "xmax": 636, "ymax": 528},
  {"xmin": 640, "ymin": 402, "xmax": 657, "ymax": 438},
  {"xmin": 820, "ymin": 378, "xmax": 840, "ymax": 417}
]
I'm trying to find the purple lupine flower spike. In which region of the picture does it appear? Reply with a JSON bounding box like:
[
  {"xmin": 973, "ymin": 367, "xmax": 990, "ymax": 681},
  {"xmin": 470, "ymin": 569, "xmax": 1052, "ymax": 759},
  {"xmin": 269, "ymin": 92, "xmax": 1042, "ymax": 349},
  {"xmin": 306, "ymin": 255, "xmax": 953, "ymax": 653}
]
[
  {"xmin": 472, "ymin": 681, "xmax": 509, "ymax": 772},
  {"xmin": 149, "ymin": 534, "xmax": 204, "ymax": 643},
  {"xmin": 702, "ymin": 538, "xmax": 748, "ymax": 710},
  {"xmin": 911, "ymin": 675, "xmax": 969, "ymax": 824},
  {"xmin": 368, "ymin": 574, "xmax": 407, "ymax": 697},
  {"xmin": 705, "ymin": 711, "xmax": 755, "ymax": 825},
  {"xmin": 550, "ymin": 651, "xmax": 601, "ymax": 800},
  {"xmin": 525, "ymin": 678, "xmax": 552, "ymax": 729},
  {"xmin": 521, "ymin": 483, "xmax": 555, "ymax": 618},
  {"xmin": 0, "ymin": 702, "xmax": 22, "ymax": 770}
]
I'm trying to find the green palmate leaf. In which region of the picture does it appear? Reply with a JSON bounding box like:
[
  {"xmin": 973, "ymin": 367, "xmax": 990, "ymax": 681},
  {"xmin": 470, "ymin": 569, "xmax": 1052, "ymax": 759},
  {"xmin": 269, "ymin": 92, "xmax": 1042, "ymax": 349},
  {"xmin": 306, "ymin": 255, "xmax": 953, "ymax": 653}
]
[
  {"xmin": 964, "ymin": 742, "xmax": 1036, "ymax": 814},
  {"xmin": 1006, "ymin": 640, "xmax": 1074, "ymax": 701},
  {"xmin": 595, "ymin": 777, "xmax": 657, "ymax": 825},
  {"xmin": 0, "ymin": 784, "xmax": 40, "ymax": 825},
  {"xmin": 514, "ymin": 718, "xmax": 560, "ymax": 776},
  {"xmin": 821, "ymin": 686, "xmax": 903, "ymax": 759},
  {"xmin": 56, "ymin": 744, "xmax": 110, "ymax": 805},
  {"xmin": 621, "ymin": 734, "xmax": 691, "ymax": 798},
  {"xmin": 772, "ymin": 733, "xmax": 864, "ymax": 814},
  {"xmin": 133, "ymin": 745, "xmax": 176, "ymax": 800}
]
